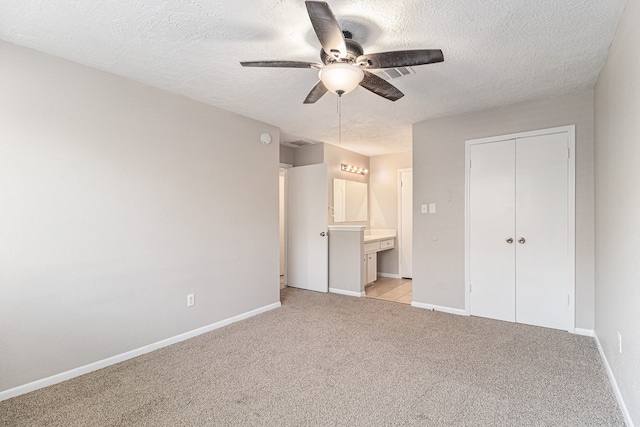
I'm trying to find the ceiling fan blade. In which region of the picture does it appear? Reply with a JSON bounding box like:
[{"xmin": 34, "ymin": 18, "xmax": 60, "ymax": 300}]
[
  {"xmin": 240, "ymin": 60, "xmax": 322, "ymax": 69},
  {"xmin": 303, "ymin": 81, "xmax": 328, "ymax": 104},
  {"xmin": 359, "ymin": 71, "xmax": 404, "ymax": 101},
  {"xmin": 305, "ymin": 1, "xmax": 347, "ymax": 59},
  {"xmin": 357, "ymin": 49, "xmax": 444, "ymax": 69}
]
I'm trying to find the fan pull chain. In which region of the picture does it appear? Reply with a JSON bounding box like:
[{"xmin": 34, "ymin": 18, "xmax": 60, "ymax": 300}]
[{"xmin": 337, "ymin": 92, "xmax": 343, "ymax": 144}]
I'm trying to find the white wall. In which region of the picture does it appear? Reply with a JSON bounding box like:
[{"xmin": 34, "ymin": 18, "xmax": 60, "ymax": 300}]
[
  {"xmin": 293, "ymin": 143, "xmax": 324, "ymax": 167},
  {"xmin": 279, "ymin": 145, "xmax": 295, "ymax": 166},
  {"xmin": 370, "ymin": 152, "xmax": 412, "ymax": 275},
  {"xmin": 0, "ymin": 41, "xmax": 280, "ymax": 394},
  {"xmin": 594, "ymin": 0, "xmax": 640, "ymax": 423},
  {"xmin": 412, "ymin": 90, "xmax": 595, "ymax": 329}
]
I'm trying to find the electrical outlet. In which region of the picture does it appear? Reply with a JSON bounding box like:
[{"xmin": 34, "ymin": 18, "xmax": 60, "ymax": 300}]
[
  {"xmin": 618, "ymin": 332, "xmax": 622, "ymax": 353},
  {"xmin": 187, "ymin": 294, "xmax": 195, "ymax": 307}
]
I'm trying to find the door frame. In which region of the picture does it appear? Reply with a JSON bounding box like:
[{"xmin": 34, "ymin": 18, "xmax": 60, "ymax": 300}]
[
  {"xmin": 464, "ymin": 125, "xmax": 576, "ymax": 332},
  {"xmin": 279, "ymin": 163, "xmax": 292, "ymax": 288},
  {"xmin": 398, "ymin": 168, "xmax": 413, "ymax": 279}
]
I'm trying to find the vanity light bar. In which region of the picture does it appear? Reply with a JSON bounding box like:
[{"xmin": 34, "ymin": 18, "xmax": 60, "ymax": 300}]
[{"xmin": 341, "ymin": 163, "xmax": 368, "ymax": 175}]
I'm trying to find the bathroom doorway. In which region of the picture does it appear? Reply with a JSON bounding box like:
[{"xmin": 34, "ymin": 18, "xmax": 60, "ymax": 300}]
[
  {"xmin": 279, "ymin": 165, "xmax": 291, "ymax": 289},
  {"xmin": 399, "ymin": 169, "xmax": 413, "ymax": 279}
]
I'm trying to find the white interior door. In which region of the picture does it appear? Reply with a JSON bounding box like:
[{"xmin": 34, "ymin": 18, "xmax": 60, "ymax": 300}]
[
  {"xmin": 287, "ymin": 164, "xmax": 328, "ymax": 293},
  {"xmin": 515, "ymin": 133, "xmax": 569, "ymax": 330},
  {"xmin": 399, "ymin": 170, "xmax": 413, "ymax": 278},
  {"xmin": 469, "ymin": 140, "xmax": 517, "ymax": 322}
]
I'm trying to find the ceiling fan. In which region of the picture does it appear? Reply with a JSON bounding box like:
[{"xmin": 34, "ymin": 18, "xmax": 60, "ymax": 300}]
[{"xmin": 240, "ymin": 1, "xmax": 444, "ymax": 103}]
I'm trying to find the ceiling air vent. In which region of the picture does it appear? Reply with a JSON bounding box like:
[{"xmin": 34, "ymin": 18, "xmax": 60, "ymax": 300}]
[
  {"xmin": 374, "ymin": 66, "xmax": 416, "ymax": 81},
  {"xmin": 282, "ymin": 139, "xmax": 318, "ymax": 148}
]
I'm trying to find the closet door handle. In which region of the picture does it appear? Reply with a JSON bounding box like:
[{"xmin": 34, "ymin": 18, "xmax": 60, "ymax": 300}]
[
  {"xmin": 506, "ymin": 238, "xmax": 513, "ymax": 244},
  {"xmin": 518, "ymin": 237, "xmax": 526, "ymax": 244},
  {"xmin": 320, "ymin": 232, "xmax": 326, "ymax": 237}
]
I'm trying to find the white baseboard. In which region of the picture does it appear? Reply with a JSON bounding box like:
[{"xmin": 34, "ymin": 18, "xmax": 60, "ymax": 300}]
[
  {"xmin": 0, "ymin": 301, "xmax": 282, "ymax": 402},
  {"xmin": 329, "ymin": 288, "xmax": 364, "ymax": 297},
  {"xmin": 593, "ymin": 333, "xmax": 634, "ymax": 427},
  {"xmin": 574, "ymin": 328, "xmax": 594, "ymax": 337},
  {"xmin": 411, "ymin": 301, "xmax": 468, "ymax": 316},
  {"xmin": 377, "ymin": 272, "xmax": 401, "ymax": 279}
]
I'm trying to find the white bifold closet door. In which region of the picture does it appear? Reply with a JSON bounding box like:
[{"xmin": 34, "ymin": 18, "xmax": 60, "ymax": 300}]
[
  {"xmin": 469, "ymin": 140, "xmax": 517, "ymax": 323},
  {"xmin": 469, "ymin": 132, "xmax": 569, "ymax": 330}
]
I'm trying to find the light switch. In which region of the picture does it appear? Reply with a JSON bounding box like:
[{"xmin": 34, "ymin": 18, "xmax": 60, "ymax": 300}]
[
  {"xmin": 429, "ymin": 203, "xmax": 436, "ymax": 214},
  {"xmin": 421, "ymin": 204, "xmax": 428, "ymax": 214}
]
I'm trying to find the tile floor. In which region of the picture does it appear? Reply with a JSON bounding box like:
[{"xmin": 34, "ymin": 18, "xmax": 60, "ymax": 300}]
[
  {"xmin": 280, "ymin": 275, "xmax": 412, "ymax": 305},
  {"xmin": 365, "ymin": 277, "xmax": 412, "ymax": 304}
]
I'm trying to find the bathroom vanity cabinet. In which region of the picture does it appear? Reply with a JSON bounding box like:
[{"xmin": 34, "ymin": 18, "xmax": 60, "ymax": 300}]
[{"xmin": 364, "ymin": 233, "xmax": 395, "ymax": 284}]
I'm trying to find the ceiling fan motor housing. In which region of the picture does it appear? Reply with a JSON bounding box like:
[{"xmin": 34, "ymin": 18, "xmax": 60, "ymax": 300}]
[{"xmin": 320, "ymin": 37, "xmax": 364, "ymax": 65}]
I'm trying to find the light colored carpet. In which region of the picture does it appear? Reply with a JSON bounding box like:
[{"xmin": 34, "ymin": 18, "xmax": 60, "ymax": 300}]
[{"xmin": 1, "ymin": 288, "xmax": 624, "ymax": 426}]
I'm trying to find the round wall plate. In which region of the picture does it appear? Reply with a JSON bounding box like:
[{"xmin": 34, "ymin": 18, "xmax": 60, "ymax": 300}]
[{"xmin": 260, "ymin": 133, "xmax": 272, "ymax": 145}]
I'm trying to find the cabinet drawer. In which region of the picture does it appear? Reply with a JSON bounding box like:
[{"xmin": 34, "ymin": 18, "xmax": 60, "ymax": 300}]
[
  {"xmin": 380, "ymin": 239, "xmax": 395, "ymax": 250},
  {"xmin": 364, "ymin": 241, "xmax": 380, "ymax": 253}
]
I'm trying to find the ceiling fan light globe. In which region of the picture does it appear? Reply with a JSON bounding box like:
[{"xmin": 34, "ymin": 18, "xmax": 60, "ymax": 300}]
[{"xmin": 319, "ymin": 63, "xmax": 364, "ymax": 95}]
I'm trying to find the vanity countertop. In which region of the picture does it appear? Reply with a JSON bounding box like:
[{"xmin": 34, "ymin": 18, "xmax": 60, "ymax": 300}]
[
  {"xmin": 364, "ymin": 229, "xmax": 397, "ymax": 242},
  {"xmin": 328, "ymin": 225, "xmax": 366, "ymax": 232}
]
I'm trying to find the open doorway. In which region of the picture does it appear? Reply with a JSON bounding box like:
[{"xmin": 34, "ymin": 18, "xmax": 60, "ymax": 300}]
[
  {"xmin": 364, "ymin": 163, "xmax": 413, "ymax": 305},
  {"xmin": 279, "ymin": 166, "xmax": 289, "ymax": 289},
  {"xmin": 399, "ymin": 168, "xmax": 413, "ymax": 279}
]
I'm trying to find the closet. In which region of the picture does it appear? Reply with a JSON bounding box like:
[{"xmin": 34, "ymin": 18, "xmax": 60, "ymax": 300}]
[{"xmin": 466, "ymin": 126, "xmax": 575, "ymax": 331}]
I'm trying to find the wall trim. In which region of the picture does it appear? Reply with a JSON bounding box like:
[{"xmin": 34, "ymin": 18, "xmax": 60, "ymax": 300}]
[
  {"xmin": 329, "ymin": 288, "xmax": 364, "ymax": 297},
  {"xmin": 377, "ymin": 272, "xmax": 401, "ymax": 279},
  {"xmin": 411, "ymin": 301, "xmax": 468, "ymax": 316},
  {"xmin": 574, "ymin": 328, "xmax": 594, "ymax": 337},
  {"xmin": 593, "ymin": 333, "xmax": 634, "ymax": 427},
  {"xmin": 0, "ymin": 301, "xmax": 282, "ymax": 402}
]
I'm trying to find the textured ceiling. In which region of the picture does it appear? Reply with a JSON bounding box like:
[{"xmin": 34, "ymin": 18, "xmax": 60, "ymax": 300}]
[{"xmin": 0, "ymin": 0, "xmax": 628, "ymax": 156}]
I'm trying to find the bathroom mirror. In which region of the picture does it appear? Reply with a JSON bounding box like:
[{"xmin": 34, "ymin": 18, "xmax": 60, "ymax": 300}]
[{"xmin": 333, "ymin": 178, "xmax": 368, "ymax": 222}]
